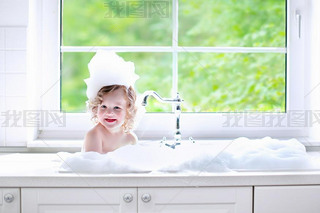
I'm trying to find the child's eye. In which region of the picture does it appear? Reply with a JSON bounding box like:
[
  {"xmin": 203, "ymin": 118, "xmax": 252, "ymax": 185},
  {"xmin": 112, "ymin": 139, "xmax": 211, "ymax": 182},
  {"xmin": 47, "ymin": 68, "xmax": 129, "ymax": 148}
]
[
  {"xmin": 101, "ymin": 105, "xmax": 107, "ymax": 109},
  {"xmin": 114, "ymin": 106, "xmax": 121, "ymax": 110}
]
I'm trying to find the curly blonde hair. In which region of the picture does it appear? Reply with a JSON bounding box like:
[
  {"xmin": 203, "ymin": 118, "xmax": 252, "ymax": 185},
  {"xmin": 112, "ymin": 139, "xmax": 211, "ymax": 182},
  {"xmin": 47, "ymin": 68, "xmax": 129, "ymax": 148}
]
[{"xmin": 86, "ymin": 85, "xmax": 137, "ymax": 132}]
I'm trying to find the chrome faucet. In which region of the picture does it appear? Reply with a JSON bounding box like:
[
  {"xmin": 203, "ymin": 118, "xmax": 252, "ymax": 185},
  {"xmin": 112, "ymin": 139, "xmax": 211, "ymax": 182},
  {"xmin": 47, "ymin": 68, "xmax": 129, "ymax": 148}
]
[{"xmin": 142, "ymin": 91, "xmax": 183, "ymax": 149}]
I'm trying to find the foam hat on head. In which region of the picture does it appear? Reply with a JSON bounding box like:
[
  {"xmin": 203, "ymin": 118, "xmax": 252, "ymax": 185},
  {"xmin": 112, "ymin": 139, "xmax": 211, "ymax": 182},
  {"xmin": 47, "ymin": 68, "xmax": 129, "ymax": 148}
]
[{"xmin": 84, "ymin": 50, "xmax": 139, "ymax": 100}]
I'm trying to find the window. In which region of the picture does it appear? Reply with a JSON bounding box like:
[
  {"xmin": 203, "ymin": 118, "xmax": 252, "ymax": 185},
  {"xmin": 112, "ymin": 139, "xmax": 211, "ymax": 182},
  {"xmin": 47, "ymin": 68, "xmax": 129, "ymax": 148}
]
[
  {"xmin": 61, "ymin": 0, "xmax": 286, "ymax": 113},
  {"xmin": 36, "ymin": 0, "xmax": 306, "ymax": 140}
]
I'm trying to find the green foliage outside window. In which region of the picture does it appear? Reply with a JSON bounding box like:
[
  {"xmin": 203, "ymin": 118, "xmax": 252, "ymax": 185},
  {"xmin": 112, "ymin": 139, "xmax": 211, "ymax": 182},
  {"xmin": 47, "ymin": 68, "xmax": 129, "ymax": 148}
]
[{"xmin": 61, "ymin": 0, "xmax": 286, "ymax": 113}]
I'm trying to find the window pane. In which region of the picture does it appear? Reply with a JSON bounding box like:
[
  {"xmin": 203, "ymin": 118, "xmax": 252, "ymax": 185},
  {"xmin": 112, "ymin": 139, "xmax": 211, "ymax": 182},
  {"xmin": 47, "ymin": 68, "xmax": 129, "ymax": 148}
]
[
  {"xmin": 118, "ymin": 52, "xmax": 172, "ymax": 112},
  {"xmin": 61, "ymin": 52, "xmax": 94, "ymax": 112},
  {"xmin": 179, "ymin": 0, "xmax": 286, "ymax": 47},
  {"xmin": 178, "ymin": 53, "xmax": 285, "ymax": 112},
  {"xmin": 61, "ymin": 52, "xmax": 172, "ymax": 112},
  {"xmin": 62, "ymin": 0, "xmax": 172, "ymax": 46}
]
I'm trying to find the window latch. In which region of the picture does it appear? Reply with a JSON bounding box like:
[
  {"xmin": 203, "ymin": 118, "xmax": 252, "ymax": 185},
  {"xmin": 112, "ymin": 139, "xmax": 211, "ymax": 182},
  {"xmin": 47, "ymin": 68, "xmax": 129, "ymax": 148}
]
[{"xmin": 295, "ymin": 10, "xmax": 302, "ymax": 39}]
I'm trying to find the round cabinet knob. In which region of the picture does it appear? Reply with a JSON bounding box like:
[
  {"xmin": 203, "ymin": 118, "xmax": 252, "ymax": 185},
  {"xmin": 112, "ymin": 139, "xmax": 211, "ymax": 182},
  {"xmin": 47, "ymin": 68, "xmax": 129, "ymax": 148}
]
[
  {"xmin": 4, "ymin": 193, "xmax": 14, "ymax": 203},
  {"xmin": 123, "ymin": 193, "xmax": 133, "ymax": 203},
  {"xmin": 141, "ymin": 193, "xmax": 151, "ymax": 203}
]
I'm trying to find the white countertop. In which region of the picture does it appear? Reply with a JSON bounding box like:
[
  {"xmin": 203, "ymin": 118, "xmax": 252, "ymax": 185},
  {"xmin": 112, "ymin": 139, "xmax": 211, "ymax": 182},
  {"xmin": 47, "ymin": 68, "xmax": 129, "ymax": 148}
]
[{"xmin": 1, "ymin": 153, "xmax": 320, "ymax": 188}]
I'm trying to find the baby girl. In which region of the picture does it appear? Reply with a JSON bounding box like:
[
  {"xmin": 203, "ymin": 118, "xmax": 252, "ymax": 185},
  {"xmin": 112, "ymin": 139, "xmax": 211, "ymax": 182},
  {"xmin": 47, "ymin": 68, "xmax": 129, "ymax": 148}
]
[{"xmin": 83, "ymin": 51, "xmax": 139, "ymax": 154}]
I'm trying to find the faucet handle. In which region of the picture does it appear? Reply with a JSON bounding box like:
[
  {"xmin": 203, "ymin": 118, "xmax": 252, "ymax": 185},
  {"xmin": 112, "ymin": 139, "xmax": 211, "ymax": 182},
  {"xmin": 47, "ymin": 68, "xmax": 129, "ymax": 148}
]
[
  {"xmin": 189, "ymin": 137, "xmax": 196, "ymax": 143},
  {"xmin": 160, "ymin": 136, "xmax": 166, "ymax": 144},
  {"xmin": 175, "ymin": 92, "xmax": 183, "ymax": 102}
]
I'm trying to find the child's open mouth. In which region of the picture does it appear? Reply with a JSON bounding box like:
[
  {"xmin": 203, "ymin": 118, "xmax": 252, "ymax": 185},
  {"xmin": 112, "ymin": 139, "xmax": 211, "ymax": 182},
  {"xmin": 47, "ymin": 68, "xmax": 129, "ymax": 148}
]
[{"xmin": 105, "ymin": 118, "xmax": 116, "ymax": 123}]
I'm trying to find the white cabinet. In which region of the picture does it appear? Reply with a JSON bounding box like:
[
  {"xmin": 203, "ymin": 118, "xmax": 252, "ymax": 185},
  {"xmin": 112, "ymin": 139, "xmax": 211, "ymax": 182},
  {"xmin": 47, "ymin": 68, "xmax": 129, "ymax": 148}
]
[
  {"xmin": 22, "ymin": 187, "xmax": 252, "ymax": 213},
  {"xmin": 0, "ymin": 188, "xmax": 20, "ymax": 213},
  {"xmin": 22, "ymin": 188, "xmax": 137, "ymax": 213},
  {"xmin": 139, "ymin": 187, "xmax": 252, "ymax": 213},
  {"xmin": 255, "ymin": 186, "xmax": 320, "ymax": 213}
]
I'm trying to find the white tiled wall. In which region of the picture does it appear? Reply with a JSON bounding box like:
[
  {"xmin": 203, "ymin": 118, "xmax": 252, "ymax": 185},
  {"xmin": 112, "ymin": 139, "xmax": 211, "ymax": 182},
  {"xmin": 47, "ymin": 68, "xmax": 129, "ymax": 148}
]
[
  {"xmin": 0, "ymin": 28, "xmax": 5, "ymax": 49},
  {"xmin": 5, "ymin": 74, "xmax": 27, "ymax": 97},
  {"xmin": 0, "ymin": 51, "xmax": 5, "ymax": 71},
  {"xmin": 0, "ymin": 74, "xmax": 5, "ymax": 97},
  {"xmin": 5, "ymin": 28, "xmax": 27, "ymax": 49},
  {"xmin": 0, "ymin": 96, "xmax": 5, "ymax": 146},
  {"xmin": 5, "ymin": 50, "xmax": 27, "ymax": 72},
  {"xmin": 0, "ymin": 0, "xmax": 29, "ymax": 146},
  {"xmin": 0, "ymin": 0, "xmax": 29, "ymax": 26}
]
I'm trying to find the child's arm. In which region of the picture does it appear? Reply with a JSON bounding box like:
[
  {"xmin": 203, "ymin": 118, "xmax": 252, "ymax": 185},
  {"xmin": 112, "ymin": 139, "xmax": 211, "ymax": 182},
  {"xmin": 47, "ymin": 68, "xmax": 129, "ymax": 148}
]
[{"xmin": 83, "ymin": 129, "xmax": 103, "ymax": 153}]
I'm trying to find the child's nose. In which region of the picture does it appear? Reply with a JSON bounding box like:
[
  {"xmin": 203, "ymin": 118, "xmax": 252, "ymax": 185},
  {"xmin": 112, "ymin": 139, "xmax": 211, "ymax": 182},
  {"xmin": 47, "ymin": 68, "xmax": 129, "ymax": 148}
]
[{"xmin": 105, "ymin": 108, "xmax": 114, "ymax": 115}]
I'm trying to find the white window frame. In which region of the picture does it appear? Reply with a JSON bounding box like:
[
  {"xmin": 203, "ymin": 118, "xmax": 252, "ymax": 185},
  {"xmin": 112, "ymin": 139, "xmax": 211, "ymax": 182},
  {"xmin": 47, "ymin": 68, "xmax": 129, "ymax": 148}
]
[{"xmin": 28, "ymin": 0, "xmax": 320, "ymax": 144}]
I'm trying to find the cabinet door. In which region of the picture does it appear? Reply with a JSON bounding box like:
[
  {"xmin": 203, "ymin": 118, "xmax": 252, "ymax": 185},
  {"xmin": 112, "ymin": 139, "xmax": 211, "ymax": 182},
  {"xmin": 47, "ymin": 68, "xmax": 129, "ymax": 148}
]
[
  {"xmin": 255, "ymin": 186, "xmax": 320, "ymax": 213},
  {"xmin": 22, "ymin": 188, "xmax": 137, "ymax": 213},
  {"xmin": 0, "ymin": 188, "xmax": 20, "ymax": 213},
  {"xmin": 138, "ymin": 187, "xmax": 252, "ymax": 213}
]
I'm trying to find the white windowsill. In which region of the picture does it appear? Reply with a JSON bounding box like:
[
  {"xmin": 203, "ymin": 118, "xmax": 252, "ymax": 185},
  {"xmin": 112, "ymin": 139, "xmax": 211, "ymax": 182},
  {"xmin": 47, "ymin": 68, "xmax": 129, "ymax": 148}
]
[{"xmin": 22, "ymin": 137, "xmax": 320, "ymax": 153}]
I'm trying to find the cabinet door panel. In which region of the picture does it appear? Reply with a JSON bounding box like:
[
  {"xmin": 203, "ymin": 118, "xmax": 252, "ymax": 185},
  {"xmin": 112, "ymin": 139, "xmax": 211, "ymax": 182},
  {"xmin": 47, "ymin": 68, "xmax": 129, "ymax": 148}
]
[
  {"xmin": 255, "ymin": 186, "xmax": 320, "ymax": 213},
  {"xmin": 139, "ymin": 187, "xmax": 252, "ymax": 213},
  {"xmin": 22, "ymin": 188, "xmax": 137, "ymax": 213},
  {"xmin": 0, "ymin": 188, "xmax": 20, "ymax": 213}
]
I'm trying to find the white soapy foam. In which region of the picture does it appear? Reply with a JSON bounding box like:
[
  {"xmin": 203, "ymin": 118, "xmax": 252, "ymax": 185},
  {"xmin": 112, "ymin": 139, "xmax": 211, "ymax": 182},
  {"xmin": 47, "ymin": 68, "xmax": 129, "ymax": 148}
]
[
  {"xmin": 219, "ymin": 137, "xmax": 315, "ymax": 171},
  {"xmin": 59, "ymin": 137, "xmax": 320, "ymax": 173},
  {"xmin": 84, "ymin": 51, "xmax": 139, "ymax": 101},
  {"xmin": 59, "ymin": 142, "xmax": 230, "ymax": 173}
]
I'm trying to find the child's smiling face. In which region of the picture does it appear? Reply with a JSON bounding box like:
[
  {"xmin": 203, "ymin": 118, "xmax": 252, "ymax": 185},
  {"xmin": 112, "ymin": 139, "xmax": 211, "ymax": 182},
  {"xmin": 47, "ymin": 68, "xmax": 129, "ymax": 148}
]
[{"xmin": 97, "ymin": 89, "xmax": 127, "ymax": 132}]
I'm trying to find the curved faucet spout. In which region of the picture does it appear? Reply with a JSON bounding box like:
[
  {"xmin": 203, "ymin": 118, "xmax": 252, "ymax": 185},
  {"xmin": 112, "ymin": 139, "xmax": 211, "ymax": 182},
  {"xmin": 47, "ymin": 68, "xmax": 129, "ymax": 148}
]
[
  {"xmin": 142, "ymin": 90, "xmax": 183, "ymax": 106},
  {"xmin": 141, "ymin": 90, "xmax": 184, "ymax": 149}
]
